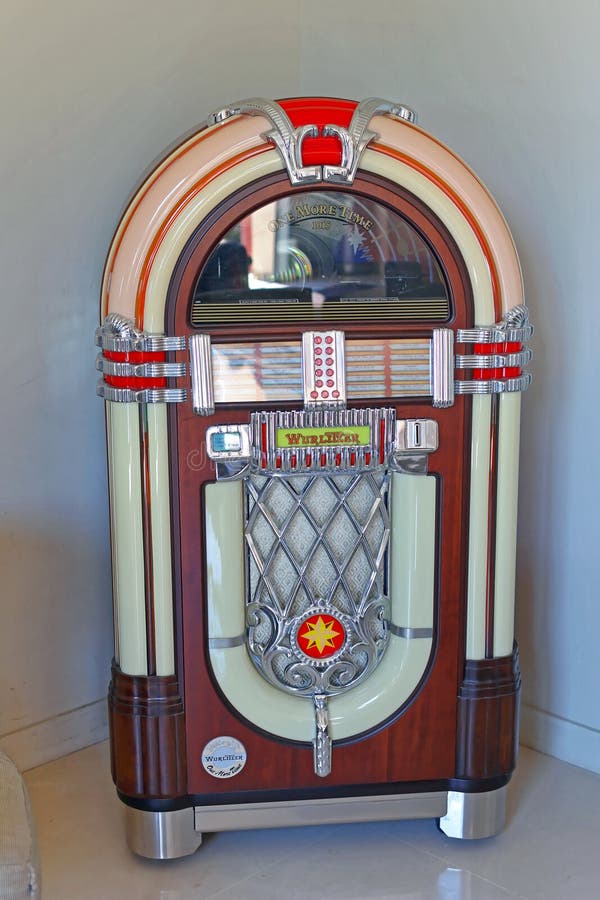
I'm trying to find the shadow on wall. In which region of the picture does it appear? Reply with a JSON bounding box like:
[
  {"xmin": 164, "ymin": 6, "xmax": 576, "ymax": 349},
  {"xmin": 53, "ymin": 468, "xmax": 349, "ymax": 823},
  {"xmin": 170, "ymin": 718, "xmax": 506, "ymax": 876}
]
[{"xmin": 0, "ymin": 522, "xmax": 113, "ymax": 748}]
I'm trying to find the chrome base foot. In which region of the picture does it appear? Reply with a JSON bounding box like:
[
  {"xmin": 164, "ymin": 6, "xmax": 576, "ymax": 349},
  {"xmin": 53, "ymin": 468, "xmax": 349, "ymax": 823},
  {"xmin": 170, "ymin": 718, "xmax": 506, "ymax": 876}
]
[
  {"xmin": 438, "ymin": 785, "xmax": 507, "ymax": 839},
  {"xmin": 124, "ymin": 806, "xmax": 202, "ymax": 859}
]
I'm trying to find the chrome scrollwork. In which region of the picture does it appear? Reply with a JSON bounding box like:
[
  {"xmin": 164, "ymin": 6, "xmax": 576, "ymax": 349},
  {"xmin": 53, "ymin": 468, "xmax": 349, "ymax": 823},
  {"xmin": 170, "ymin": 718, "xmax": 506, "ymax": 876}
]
[
  {"xmin": 208, "ymin": 98, "xmax": 321, "ymax": 185},
  {"xmin": 247, "ymin": 596, "xmax": 389, "ymax": 696},
  {"xmin": 207, "ymin": 97, "xmax": 417, "ymax": 186},
  {"xmin": 323, "ymin": 98, "xmax": 417, "ymax": 184}
]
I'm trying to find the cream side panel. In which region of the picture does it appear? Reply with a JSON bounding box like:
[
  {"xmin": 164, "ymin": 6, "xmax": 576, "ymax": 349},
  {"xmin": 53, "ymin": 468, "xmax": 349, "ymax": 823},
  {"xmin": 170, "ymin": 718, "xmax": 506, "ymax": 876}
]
[
  {"xmin": 143, "ymin": 151, "xmax": 283, "ymax": 331},
  {"xmin": 105, "ymin": 403, "xmax": 120, "ymax": 664},
  {"xmin": 205, "ymin": 482, "xmax": 246, "ymax": 639},
  {"xmin": 209, "ymin": 637, "xmax": 432, "ymax": 742},
  {"xmin": 493, "ymin": 393, "xmax": 522, "ymax": 657},
  {"xmin": 390, "ymin": 473, "xmax": 436, "ymax": 628},
  {"xmin": 466, "ymin": 395, "xmax": 492, "ymax": 659},
  {"xmin": 147, "ymin": 404, "xmax": 175, "ymax": 675},
  {"xmin": 107, "ymin": 403, "xmax": 147, "ymax": 675}
]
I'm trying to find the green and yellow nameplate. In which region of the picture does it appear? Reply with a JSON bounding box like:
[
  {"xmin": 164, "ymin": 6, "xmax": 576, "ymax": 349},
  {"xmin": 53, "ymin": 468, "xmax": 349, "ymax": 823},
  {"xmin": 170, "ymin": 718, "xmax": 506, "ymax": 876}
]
[{"xmin": 276, "ymin": 426, "xmax": 371, "ymax": 449}]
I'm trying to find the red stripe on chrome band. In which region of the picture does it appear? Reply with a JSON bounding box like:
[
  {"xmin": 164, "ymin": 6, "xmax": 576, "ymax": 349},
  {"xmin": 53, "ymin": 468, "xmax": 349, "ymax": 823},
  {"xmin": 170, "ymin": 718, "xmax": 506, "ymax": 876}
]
[{"xmin": 472, "ymin": 342, "xmax": 523, "ymax": 381}]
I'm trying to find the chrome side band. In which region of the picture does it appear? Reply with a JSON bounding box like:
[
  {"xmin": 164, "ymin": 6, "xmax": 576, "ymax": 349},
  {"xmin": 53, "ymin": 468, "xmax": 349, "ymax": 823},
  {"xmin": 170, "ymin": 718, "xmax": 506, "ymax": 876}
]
[
  {"xmin": 456, "ymin": 374, "xmax": 532, "ymax": 395},
  {"xmin": 96, "ymin": 314, "xmax": 187, "ymax": 404},
  {"xmin": 97, "ymin": 383, "xmax": 187, "ymax": 404},
  {"xmin": 457, "ymin": 324, "xmax": 533, "ymax": 344},
  {"xmin": 96, "ymin": 357, "xmax": 186, "ymax": 378},
  {"xmin": 96, "ymin": 332, "xmax": 186, "ymax": 353},
  {"xmin": 456, "ymin": 349, "xmax": 532, "ymax": 369},
  {"xmin": 387, "ymin": 623, "xmax": 434, "ymax": 639}
]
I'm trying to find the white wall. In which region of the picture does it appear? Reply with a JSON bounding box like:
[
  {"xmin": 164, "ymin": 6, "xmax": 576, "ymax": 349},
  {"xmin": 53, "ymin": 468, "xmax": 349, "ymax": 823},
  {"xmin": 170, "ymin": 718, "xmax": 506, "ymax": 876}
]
[{"xmin": 2, "ymin": 0, "xmax": 598, "ymax": 773}]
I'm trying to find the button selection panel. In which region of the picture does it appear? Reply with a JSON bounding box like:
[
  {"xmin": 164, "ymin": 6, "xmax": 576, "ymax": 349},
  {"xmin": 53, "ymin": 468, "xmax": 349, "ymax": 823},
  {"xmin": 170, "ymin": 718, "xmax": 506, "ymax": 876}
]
[{"xmin": 302, "ymin": 331, "xmax": 346, "ymax": 408}]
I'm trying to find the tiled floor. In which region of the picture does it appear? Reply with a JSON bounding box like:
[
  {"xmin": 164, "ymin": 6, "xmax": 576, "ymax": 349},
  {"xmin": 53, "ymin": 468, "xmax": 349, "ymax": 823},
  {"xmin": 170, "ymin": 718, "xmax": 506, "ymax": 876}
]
[{"xmin": 24, "ymin": 743, "xmax": 600, "ymax": 899}]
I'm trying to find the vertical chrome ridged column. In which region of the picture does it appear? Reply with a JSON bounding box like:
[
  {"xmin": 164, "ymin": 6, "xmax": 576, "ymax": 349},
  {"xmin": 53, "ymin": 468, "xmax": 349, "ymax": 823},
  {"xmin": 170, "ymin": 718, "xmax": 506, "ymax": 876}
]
[
  {"xmin": 189, "ymin": 334, "xmax": 215, "ymax": 416},
  {"xmin": 432, "ymin": 328, "xmax": 455, "ymax": 408}
]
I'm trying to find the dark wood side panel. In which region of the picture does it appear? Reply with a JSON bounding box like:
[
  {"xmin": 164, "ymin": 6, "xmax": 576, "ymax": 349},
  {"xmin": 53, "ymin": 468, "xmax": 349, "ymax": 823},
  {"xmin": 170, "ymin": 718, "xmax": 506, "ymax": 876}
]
[
  {"xmin": 455, "ymin": 643, "xmax": 521, "ymax": 780},
  {"xmin": 109, "ymin": 663, "xmax": 187, "ymax": 799}
]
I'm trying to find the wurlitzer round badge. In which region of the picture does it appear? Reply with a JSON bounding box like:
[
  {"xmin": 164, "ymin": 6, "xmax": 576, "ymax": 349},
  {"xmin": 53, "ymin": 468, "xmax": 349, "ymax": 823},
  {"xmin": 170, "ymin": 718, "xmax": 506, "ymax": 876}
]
[
  {"xmin": 201, "ymin": 736, "xmax": 247, "ymax": 779},
  {"xmin": 296, "ymin": 612, "xmax": 346, "ymax": 661}
]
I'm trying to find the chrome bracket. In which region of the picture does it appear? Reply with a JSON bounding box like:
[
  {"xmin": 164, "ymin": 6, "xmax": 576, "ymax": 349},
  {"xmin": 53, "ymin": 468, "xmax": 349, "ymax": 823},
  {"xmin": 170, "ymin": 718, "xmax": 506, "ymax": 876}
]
[{"xmin": 207, "ymin": 97, "xmax": 416, "ymax": 186}]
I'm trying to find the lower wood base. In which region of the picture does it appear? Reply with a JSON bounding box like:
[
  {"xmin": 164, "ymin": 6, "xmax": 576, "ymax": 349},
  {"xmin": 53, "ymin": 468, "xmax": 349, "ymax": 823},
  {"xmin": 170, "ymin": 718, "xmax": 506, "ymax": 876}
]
[
  {"xmin": 108, "ymin": 662, "xmax": 186, "ymax": 799},
  {"xmin": 456, "ymin": 644, "xmax": 521, "ymax": 780},
  {"xmin": 108, "ymin": 645, "xmax": 520, "ymax": 800}
]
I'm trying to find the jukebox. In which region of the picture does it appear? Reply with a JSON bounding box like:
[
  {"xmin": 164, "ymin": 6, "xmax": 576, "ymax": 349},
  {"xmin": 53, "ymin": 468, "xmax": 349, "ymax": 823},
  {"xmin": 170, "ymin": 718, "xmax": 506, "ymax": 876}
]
[{"xmin": 96, "ymin": 98, "xmax": 532, "ymax": 858}]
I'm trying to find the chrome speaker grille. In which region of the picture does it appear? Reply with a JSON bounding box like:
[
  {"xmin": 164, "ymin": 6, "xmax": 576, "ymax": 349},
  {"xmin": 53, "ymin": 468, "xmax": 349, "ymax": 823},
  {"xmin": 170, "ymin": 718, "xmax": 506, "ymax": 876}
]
[
  {"xmin": 245, "ymin": 473, "xmax": 390, "ymax": 625},
  {"xmin": 244, "ymin": 471, "xmax": 391, "ymax": 775}
]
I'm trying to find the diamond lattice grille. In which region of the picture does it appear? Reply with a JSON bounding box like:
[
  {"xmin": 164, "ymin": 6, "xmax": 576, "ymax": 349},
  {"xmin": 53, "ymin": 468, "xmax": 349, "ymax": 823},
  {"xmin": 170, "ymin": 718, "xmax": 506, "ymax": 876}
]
[{"xmin": 245, "ymin": 473, "xmax": 390, "ymax": 622}]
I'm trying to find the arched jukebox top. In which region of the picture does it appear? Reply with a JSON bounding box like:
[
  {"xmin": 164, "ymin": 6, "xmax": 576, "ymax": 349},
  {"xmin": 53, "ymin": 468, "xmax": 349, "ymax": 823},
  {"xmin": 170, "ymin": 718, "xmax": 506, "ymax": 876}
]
[{"xmin": 97, "ymin": 98, "xmax": 531, "ymax": 789}]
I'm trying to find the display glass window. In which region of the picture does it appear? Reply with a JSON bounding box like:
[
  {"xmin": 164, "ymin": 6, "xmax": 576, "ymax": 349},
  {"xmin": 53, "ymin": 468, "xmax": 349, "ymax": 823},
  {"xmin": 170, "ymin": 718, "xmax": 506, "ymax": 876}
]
[{"xmin": 191, "ymin": 191, "xmax": 450, "ymax": 326}]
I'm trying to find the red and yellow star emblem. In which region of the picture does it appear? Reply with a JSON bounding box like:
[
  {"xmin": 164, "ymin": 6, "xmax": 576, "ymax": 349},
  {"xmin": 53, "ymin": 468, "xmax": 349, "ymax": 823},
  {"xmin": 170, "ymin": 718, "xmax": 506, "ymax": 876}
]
[{"xmin": 297, "ymin": 614, "xmax": 345, "ymax": 659}]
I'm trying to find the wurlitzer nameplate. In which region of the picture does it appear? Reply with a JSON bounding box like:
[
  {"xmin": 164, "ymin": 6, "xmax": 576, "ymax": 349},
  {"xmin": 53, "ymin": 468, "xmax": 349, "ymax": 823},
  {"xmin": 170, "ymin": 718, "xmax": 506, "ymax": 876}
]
[{"xmin": 98, "ymin": 96, "xmax": 531, "ymax": 858}]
